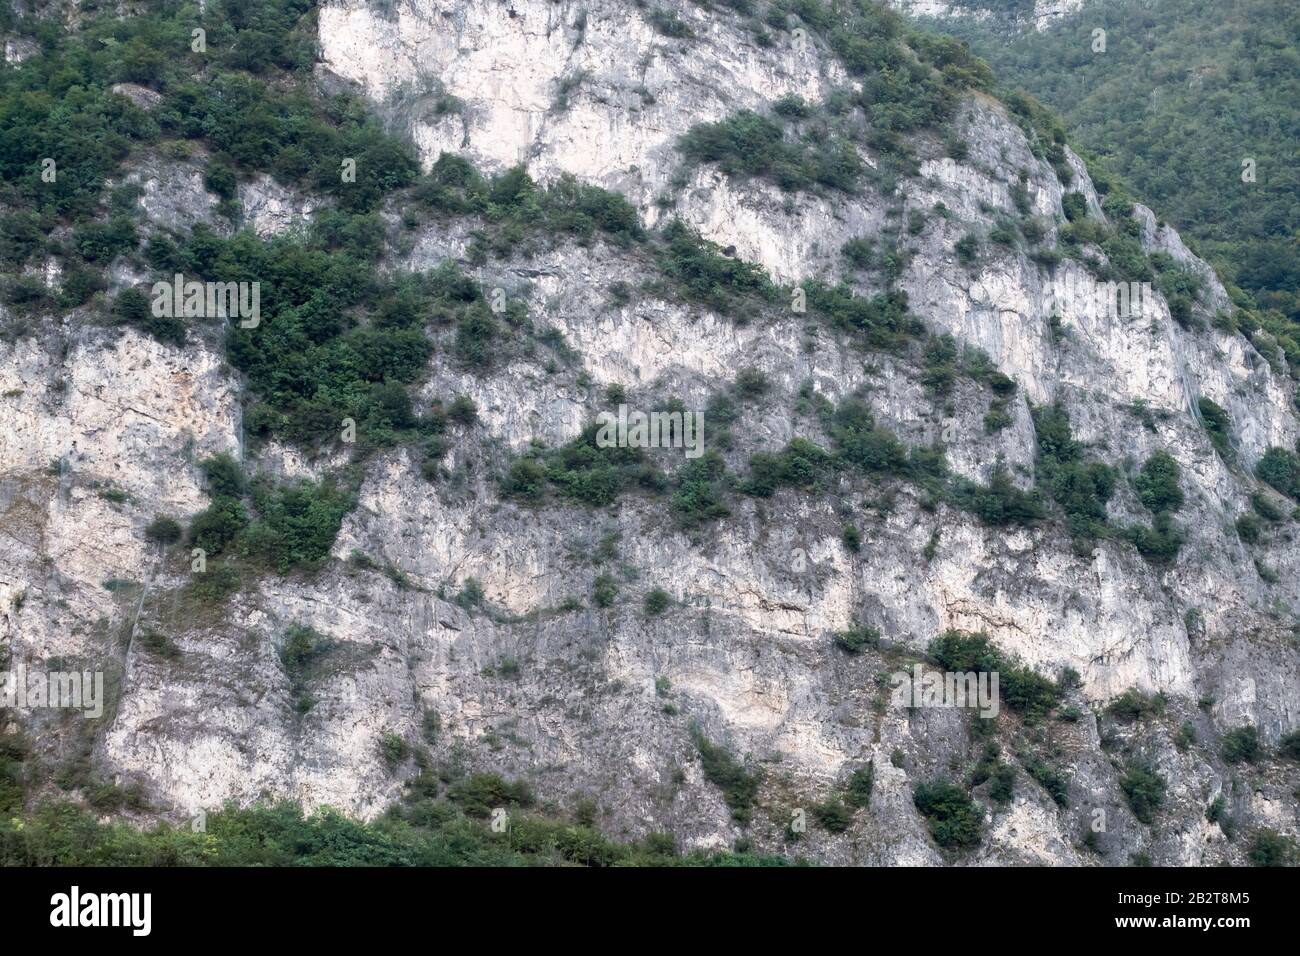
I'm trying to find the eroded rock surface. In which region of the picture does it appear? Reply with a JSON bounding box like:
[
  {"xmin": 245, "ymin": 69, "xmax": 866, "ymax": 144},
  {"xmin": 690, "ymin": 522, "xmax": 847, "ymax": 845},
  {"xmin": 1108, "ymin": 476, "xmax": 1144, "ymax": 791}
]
[{"xmin": 1, "ymin": 0, "xmax": 1296, "ymax": 865}]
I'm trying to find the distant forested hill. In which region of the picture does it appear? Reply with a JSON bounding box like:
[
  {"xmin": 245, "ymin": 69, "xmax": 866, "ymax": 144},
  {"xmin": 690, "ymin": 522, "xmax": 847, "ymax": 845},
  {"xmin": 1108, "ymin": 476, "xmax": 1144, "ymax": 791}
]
[{"xmin": 927, "ymin": 0, "xmax": 1300, "ymax": 360}]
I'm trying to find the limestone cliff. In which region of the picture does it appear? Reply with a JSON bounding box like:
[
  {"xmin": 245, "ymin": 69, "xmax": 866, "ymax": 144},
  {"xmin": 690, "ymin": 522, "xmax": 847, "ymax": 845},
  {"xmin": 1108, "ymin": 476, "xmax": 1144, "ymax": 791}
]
[{"xmin": 0, "ymin": 0, "xmax": 1296, "ymax": 865}]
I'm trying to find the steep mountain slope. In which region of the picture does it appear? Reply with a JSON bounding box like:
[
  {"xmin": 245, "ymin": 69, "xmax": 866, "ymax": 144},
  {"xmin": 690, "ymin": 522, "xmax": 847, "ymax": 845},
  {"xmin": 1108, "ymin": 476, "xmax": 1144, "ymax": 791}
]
[
  {"xmin": 0, "ymin": 0, "xmax": 1297, "ymax": 865},
  {"xmin": 895, "ymin": 0, "xmax": 1300, "ymax": 364}
]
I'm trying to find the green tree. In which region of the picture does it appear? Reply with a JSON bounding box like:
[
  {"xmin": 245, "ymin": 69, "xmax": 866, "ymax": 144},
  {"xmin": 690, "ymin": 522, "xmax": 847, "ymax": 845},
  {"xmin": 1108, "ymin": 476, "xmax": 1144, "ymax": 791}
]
[{"xmin": 1134, "ymin": 451, "xmax": 1183, "ymax": 514}]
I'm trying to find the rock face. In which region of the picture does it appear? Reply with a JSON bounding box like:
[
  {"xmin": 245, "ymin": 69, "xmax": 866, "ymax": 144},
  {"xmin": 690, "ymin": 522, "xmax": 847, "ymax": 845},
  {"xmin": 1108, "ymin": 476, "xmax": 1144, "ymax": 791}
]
[
  {"xmin": 1, "ymin": 0, "xmax": 1296, "ymax": 865},
  {"xmin": 886, "ymin": 0, "xmax": 1085, "ymax": 32}
]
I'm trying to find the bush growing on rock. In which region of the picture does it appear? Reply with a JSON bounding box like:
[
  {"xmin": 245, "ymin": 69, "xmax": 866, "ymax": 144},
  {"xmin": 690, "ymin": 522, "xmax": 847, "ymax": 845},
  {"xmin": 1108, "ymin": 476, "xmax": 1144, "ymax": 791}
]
[
  {"xmin": 1061, "ymin": 192, "xmax": 1088, "ymax": 222},
  {"xmin": 678, "ymin": 110, "xmax": 863, "ymax": 194},
  {"xmin": 692, "ymin": 729, "xmax": 761, "ymax": 825},
  {"xmin": 1221, "ymin": 725, "xmax": 1261, "ymax": 764},
  {"xmin": 925, "ymin": 630, "xmax": 1061, "ymax": 719},
  {"xmin": 200, "ymin": 454, "xmax": 246, "ymax": 499},
  {"xmin": 446, "ymin": 394, "xmax": 478, "ymax": 426},
  {"xmin": 846, "ymin": 763, "xmax": 874, "ymax": 809},
  {"xmin": 744, "ymin": 438, "xmax": 833, "ymax": 496},
  {"xmin": 1033, "ymin": 403, "xmax": 1116, "ymax": 544},
  {"xmin": 1196, "ymin": 397, "xmax": 1232, "ymax": 457},
  {"xmin": 455, "ymin": 579, "xmax": 485, "ymax": 611},
  {"xmin": 1106, "ymin": 688, "xmax": 1167, "ymax": 722},
  {"xmin": 187, "ymin": 497, "xmax": 248, "ymax": 554},
  {"xmin": 929, "ymin": 630, "xmax": 1001, "ymax": 673},
  {"xmin": 1134, "ymin": 451, "xmax": 1184, "ymax": 514},
  {"xmin": 1000, "ymin": 665, "xmax": 1061, "ymax": 720},
  {"xmin": 954, "ymin": 233, "xmax": 980, "ymax": 265},
  {"xmin": 671, "ymin": 452, "xmax": 731, "ymax": 528},
  {"xmin": 1124, "ymin": 513, "xmax": 1186, "ymax": 565},
  {"xmin": 841, "ymin": 524, "xmax": 862, "ymax": 552},
  {"xmin": 733, "ymin": 366, "xmax": 770, "ymax": 399},
  {"xmin": 828, "ymin": 399, "xmax": 908, "ymax": 474},
  {"xmin": 501, "ymin": 457, "xmax": 548, "ymax": 502},
  {"xmin": 1023, "ymin": 757, "xmax": 1069, "ymax": 808},
  {"xmin": 136, "ymin": 631, "xmax": 180, "ymax": 660},
  {"xmin": 644, "ymin": 588, "xmax": 671, "ymax": 616},
  {"xmin": 1255, "ymin": 447, "xmax": 1300, "ymax": 500},
  {"xmin": 239, "ymin": 478, "xmax": 354, "ymax": 573},
  {"xmin": 988, "ymin": 764, "xmax": 1016, "ymax": 806},
  {"xmin": 115, "ymin": 287, "xmax": 185, "ymax": 345},
  {"xmin": 0, "ymin": 796, "xmax": 794, "ymax": 867},
  {"xmin": 841, "ymin": 236, "xmax": 874, "ymax": 269},
  {"xmin": 949, "ymin": 469, "xmax": 1046, "ymax": 526},
  {"xmin": 184, "ymin": 563, "xmax": 241, "ymax": 605},
  {"xmin": 592, "ymin": 574, "xmax": 618, "ymax": 608},
  {"xmin": 1235, "ymin": 513, "xmax": 1263, "ymax": 544},
  {"xmin": 813, "ymin": 799, "xmax": 853, "ymax": 833},
  {"xmin": 1205, "ymin": 795, "xmax": 1232, "ymax": 836},
  {"xmin": 648, "ymin": 9, "xmax": 694, "ymax": 38},
  {"xmin": 446, "ymin": 773, "xmax": 534, "ymax": 818},
  {"xmin": 832, "ymin": 622, "xmax": 880, "ymax": 654},
  {"xmin": 913, "ymin": 781, "xmax": 983, "ymax": 849},
  {"xmin": 656, "ymin": 219, "xmax": 776, "ymax": 312},
  {"xmin": 279, "ymin": 624, "xmax": 333, "ymax": 677},
  {"xmin": 1280, "ymin": 730, "xmax": 1300, "ymax": 761},
  {"xmin": 378, "ymin": 732, "xmax": 410, "ymax": 773},
  {"xmin": 1121, "ymin": 762, "xmax": 1166, "ymax": 824},
  {"xmin": 1247, "ymin": 829, "xmax": 1296, "ymax": 867},
  {"xmin": 144, "ymin": 515, "xmax": 182, "ymax": 544}
]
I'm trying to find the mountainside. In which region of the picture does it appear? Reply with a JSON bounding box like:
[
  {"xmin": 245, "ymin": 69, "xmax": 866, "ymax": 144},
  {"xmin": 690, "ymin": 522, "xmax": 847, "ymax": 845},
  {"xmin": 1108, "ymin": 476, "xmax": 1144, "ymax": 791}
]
[
  {"xmin": 896, "ymin": 0, "xmax": 1300, "ymax": 369},
  {"xmin": 0, "ymin": 0, "xmax": 1297, "ymax": 866}
]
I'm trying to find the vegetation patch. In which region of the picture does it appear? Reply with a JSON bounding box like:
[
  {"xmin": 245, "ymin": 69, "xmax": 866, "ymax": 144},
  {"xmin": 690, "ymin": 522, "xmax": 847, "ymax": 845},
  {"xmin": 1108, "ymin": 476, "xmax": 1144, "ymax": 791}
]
[
  {"xmin": 1220, "ymin": 725, "xmax": 1261, "ymax": 765},
  {"xmin": 927, "ymin": 630, "xmax": 1060, "ymax": 720},
  {"xmin": 187, "ymin": 455, "xmax": 355, "ymax": 575},
  {"xmin": 679, "ymin": 109, "xmax": 864, "ymax": 194},
  {"xmin": 913, "ymin": 780, "xmax": 983, "ymax": 849},
  {"xmin": 1120, "ymin": 762, "xmax": 1166, "ymax": 825},
  {"xmin": 692, "ymin": 729, "xmax": 762, "ymax": 825},
  {"xmin": 0, "ymin": 797, "xmax": 796, "ymax": 867}
]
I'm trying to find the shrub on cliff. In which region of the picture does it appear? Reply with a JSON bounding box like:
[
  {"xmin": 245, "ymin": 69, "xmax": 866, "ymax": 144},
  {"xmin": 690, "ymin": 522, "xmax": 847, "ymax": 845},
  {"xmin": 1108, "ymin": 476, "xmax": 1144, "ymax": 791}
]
[
  {"xmin": 692, "ymin": 729, "xmax": 762, "ymax": 825},
  {"xmin": 1121, "ymin": 762, "xmax": 1166, "ymax": 824},
  {"xmin": 1256, "ymin": 447, "xmax": 1300, "ymax": 500},
  {"xmin": 913, "ymin": 781, "xmax": 983, "ymax": 849}
]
